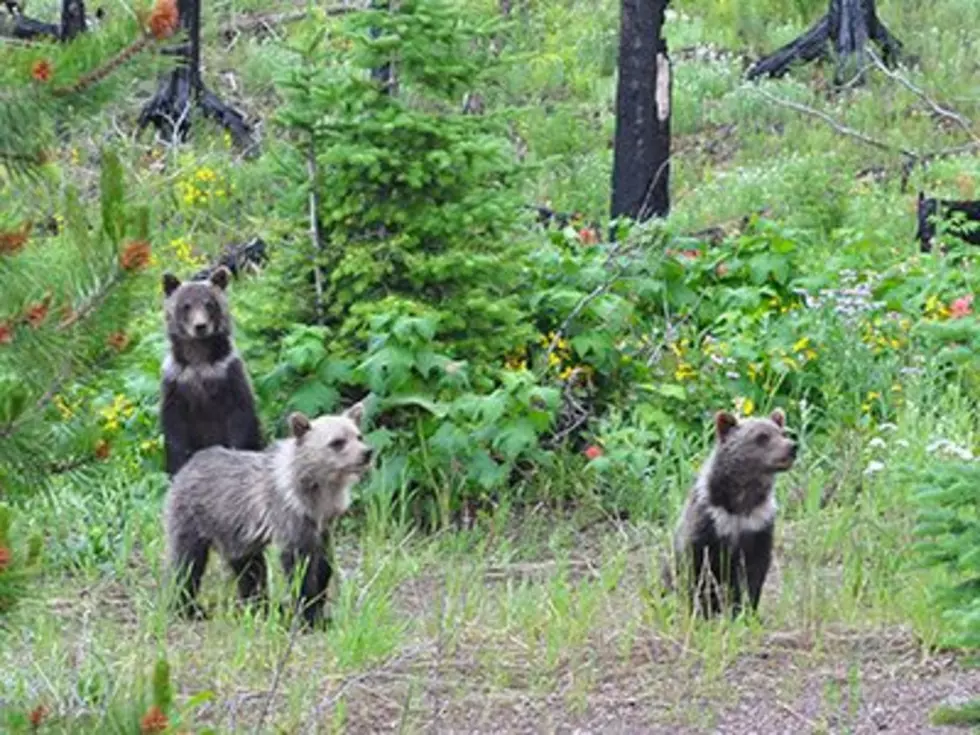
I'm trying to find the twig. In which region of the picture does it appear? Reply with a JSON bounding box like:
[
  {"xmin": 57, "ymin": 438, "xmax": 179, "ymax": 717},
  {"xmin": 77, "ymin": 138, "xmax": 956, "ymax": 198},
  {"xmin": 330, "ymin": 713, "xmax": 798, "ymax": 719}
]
[
  {"xmin": 307, "ymin": 136, "xmax": 325, "ymax": 323},
  {"xmin": 867, "ymin": 48, "xmax": 979, "ymax": 144},
  {"xmin": 218, "ymin": 3, "xmax": 363, "ymax": 38},
  {"xmin": 58, "ymin": 268, "xmax": 123, "ymax": 331},
  {"xmin": 544, "ymin": 236, "xmax": 642, "ymax": 361},
  {"xmin": 750, "ymin": 85, "xmax": 918, "ymax": 159},
  {"xmin": 252, "ymin": 608, "xmax": 304, "ymax": 734}
]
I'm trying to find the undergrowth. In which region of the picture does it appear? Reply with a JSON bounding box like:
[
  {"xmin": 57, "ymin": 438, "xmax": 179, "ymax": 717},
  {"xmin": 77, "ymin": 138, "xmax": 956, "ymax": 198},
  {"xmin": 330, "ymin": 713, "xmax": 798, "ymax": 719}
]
[{"xmin": 1, "ymin": 0, "xmax": 979, "ymax": 731}]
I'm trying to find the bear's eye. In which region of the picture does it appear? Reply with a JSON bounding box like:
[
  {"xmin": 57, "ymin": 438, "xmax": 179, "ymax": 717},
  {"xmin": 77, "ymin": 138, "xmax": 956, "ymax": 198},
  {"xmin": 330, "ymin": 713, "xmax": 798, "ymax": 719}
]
[
  {"xmin": 181, "ymin": 303, "xmax": 191, "ymax": 314},
  {"xmin": 755, "ymin": 433, "xmax": 770, "ymax": 446},
  {"xmin": 330, "ymin": 438, "xmax": 346, "ymax": 450}
]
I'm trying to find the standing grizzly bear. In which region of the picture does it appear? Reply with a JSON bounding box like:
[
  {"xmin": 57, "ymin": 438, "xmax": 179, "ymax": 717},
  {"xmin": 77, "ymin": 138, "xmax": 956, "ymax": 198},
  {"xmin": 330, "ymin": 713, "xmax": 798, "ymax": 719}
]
[
  {"xmin": 164, "ymin": 402, "xmax": 372, "ymax": 627},
  {"xmin": 160, "ymin": 266, "xmax": 263, "ymax": 477},
  {"xmin": 663, "ymin": 409, "xmax": 798, "ymax": 619}
]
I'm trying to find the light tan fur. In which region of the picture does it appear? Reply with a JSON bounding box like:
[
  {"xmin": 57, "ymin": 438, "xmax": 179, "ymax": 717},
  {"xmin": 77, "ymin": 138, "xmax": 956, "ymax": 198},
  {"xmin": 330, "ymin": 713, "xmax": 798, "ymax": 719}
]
[{"xmin": 163, "ymin": 402, "xmax": 372, "ymax": 624}]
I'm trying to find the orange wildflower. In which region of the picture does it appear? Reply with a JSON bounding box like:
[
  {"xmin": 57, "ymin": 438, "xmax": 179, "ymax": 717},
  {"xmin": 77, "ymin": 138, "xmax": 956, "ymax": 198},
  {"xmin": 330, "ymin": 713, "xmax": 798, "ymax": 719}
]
[
  {"xmin": 0, "ymin": 222, "xmax": 31, "ymax": 255},
  {"xmin": 94, "ymin": 440, "xmax": 111, "ymax": 461},
  {"xmin": 29, "ymin": 704, "xmax": 47, "ymax": 728},
  {"xmin": 24, "ymin": 294, "xmax": 52, "ymax": 329},
  {"xmin": 950, "ymin": 294, "xmax": 973, "ymax": 319},
  {"xmin": 0, "ymin": 546, "xmax": 11, "ymax": 572},
  {"xmin": 148, "ymin": 0, "xmax": 179, "ymax": 40},
  {"xmin": 106, "ymin": 332, "xmax": 130, "ymax": 352},
  {"xmin": 120, "ymin": 240, "xmax": 152, "ymax": 271},
  {"xmin": 31, "ymin": 60, "xmax": 53, "ymax": 83},
  {"xmin": 139, "ymin": 704, "xmax": 169, "ymax": 734}
]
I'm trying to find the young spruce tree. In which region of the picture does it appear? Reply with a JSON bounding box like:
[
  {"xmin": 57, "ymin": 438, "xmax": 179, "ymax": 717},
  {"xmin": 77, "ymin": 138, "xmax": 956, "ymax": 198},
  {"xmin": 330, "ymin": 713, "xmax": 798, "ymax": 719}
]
[{"xmin": 274, "ymin": 0, "xmax": 534, "ymax": 380}]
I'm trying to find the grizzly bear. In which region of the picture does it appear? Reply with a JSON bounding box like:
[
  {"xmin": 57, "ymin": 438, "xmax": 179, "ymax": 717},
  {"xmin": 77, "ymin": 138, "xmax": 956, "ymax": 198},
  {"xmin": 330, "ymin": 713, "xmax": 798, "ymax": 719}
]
[
  {"xmin": 160, "ymin": 266, "xmax": 263, "ymax": 477},
  {"xmin": 163, "ymin": 402, "xmax": 372, "ymax": 627},
  {"xmin": 663, "ymin": 409, "xmax": 798, "ymax": 619}
]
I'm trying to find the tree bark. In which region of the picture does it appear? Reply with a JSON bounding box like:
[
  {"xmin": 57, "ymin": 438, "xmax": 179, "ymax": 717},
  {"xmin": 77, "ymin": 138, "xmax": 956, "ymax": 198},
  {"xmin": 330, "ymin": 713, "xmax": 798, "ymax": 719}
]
[
  {"xmin": 1, "ymin": 0, "xmax": 90, "ymax": 41},
  {"xmin": 137, "ymin": 0, "xmax": 253, "ymax": 151},
  {"xmin": 370, "ymin": 0, "xmax": 396, "ymax": 94},
  {"xmin": 610, "ymin": 0, "xmax": 672, "ymax": 224},
  {"xmin": 746, "ymin": 0, "xmax": 905, "ymax": 86}
]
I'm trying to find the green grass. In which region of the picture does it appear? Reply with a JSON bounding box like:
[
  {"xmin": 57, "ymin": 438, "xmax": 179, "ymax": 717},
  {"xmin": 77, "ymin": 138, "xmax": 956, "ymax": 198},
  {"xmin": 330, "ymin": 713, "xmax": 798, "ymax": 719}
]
[{"xmin": 2, "ymin": 0, "xmax": 980, "ymax": 730}]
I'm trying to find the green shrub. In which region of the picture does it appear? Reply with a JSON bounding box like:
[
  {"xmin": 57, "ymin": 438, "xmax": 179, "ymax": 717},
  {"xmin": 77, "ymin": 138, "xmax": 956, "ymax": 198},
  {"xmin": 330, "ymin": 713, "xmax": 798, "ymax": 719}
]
[{"xmin": 271, "ymin": 0, "xmax": 534, "ymax": 375}]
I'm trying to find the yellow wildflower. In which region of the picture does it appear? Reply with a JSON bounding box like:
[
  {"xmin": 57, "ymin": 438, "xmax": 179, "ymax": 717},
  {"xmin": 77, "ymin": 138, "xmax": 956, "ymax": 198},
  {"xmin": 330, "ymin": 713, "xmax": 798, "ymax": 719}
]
[
  {"xmin": 674, "ymin": 362, "xmax": 697, "ymax": 382},
  {"xmin": 792, "ymin": 336, "xmax": 810, "ymax": 353},
  {"xmin": 53, "ymin": 395, "xmax": 73, "ymax": 420}
]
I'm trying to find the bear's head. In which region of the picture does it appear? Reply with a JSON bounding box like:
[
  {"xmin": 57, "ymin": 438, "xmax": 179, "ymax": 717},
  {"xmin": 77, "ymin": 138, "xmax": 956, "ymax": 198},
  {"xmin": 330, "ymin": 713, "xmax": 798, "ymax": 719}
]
[
  {"xmin": 162, "ymin": 267, "xmax": 232, "ymax": 342},
  {"xmin": 713, "ymin": 408, "xmax": 798, "ymax": 476},
  {"xmin": 285, "ymin": 401, "xmax": 374, "ymax": 516}
]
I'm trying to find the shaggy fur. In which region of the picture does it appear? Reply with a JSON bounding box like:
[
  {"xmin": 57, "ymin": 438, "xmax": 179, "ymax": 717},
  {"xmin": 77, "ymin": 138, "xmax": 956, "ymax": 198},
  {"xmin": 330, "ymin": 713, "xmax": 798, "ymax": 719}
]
[
  {"xmin": 160, "ymin": 266, "xmax": 263, "ymax": 477},
  {"xmin": 916, "ymin": 192, "xmax": 980, "ymax": 253},
  {"xmin": 163, "ymin": 402, "xmax": 372, "ymax": 627},
  {"xmin": 663, "ymin": 409, "xmax": 797, "ymax": 618}
]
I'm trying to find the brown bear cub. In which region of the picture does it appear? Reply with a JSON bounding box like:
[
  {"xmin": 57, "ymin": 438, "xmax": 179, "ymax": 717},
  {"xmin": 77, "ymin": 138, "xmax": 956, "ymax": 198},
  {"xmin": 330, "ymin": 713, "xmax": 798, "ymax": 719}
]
[
  {"xmin": 160, "ymin": 266, "xmax": 263, "ymax": 477},
  {"xmin": 663, "ymin": 409, "xmax": 797, "ymax": 619},
  {"xmin": 164, "ymin": 402, "xmax": 373, "ymax": 627}
]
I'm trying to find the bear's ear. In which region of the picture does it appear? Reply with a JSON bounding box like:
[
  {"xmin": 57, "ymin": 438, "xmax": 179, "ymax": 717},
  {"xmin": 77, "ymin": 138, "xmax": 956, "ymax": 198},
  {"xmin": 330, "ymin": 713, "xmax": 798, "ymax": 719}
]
[
  {"xmin": 162, "ymin": 273, "xmax": 181, "ymax": 296},
  {"xmin": 343, "ymin": 400, "xmax": 365, "ymax": 427},
  {"xmin": 288, "ymin": 412, "xmax": 312, "ymax": 440},
  {"xmin": 769, "ymin": 408, "xmax": 785, "ymax": 428},
  {"xmin": 209, "ymin": 266, "xmax": 231, "ymax": 291},
  {"xmin": 715, "ymin": 411, "xmax": 738, "ymax": 442}
]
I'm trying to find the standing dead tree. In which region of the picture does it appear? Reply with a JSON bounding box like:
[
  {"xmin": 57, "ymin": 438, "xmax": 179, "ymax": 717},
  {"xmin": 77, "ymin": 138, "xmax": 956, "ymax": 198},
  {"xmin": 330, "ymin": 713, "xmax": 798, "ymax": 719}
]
[
  {"xmin": 1, "ymin": 0, "xmax": 97, "ymax": 41},
  {"xmin": 137, "ymin": 0, "xmax": 253, "ymax": 151},
  {"xmin": 610, "ymin": 0, "xmax": 671, "ymax": 226},
  {"xmin": 746, "ymin": 0, "xmax": 906, "ymax": 86}
]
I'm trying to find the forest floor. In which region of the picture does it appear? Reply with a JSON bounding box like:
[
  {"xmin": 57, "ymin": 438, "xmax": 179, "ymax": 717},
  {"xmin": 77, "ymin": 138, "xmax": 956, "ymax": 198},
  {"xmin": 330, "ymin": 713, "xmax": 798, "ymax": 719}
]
[{"xmin": 9, "ymin": 512, "xmax": 979, "ymax": 733}]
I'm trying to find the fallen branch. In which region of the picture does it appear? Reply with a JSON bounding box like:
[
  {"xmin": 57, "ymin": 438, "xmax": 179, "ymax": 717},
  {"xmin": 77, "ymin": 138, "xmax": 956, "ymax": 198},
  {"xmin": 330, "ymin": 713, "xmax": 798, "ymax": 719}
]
[
  {"xmin": 751, "ymin": 85, "xmax": 916, "ymax": 158},
  {"xmin": 218, "ymin": 2, "xmax": 363, "ymax": 40},
  {"xmin": 866, "ymin": 48, "xmax": 979, "ymax": 144},
  {"xmin": 751, "ymin": 85, "xmax": 980, "ymax": 192}
]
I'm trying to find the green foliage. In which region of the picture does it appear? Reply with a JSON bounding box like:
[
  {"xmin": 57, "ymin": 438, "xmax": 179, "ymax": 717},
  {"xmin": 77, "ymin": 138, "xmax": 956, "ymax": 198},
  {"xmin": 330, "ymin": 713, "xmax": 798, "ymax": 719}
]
[
  {"xmin": 260, "ymin": 314, "xmax": 561, "ymax": 527},
  {"xmin": 271, "ymin": 0, "xmax": 533, "ymax": 371},
  {"xmin": 0, "ymin": 6, "xmax": 170, "ymax": 179},
  {"xmin": 913, "ymin": 460, "xmax": 980, "ymax": 651},
  {"xmin": 0, "ymin": 504, "xmax": 43, "ymax": 615},
  {"xmin": 0, "ymin": 148, "xmax": 152, "ymax": 497}
]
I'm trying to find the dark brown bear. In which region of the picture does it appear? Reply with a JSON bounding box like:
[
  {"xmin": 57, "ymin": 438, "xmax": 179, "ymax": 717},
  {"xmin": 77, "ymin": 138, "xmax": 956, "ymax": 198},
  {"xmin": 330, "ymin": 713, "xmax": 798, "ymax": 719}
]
[
  {"xmin": 663, "ymin": 409, "xmax": 798, "ymax": 619},
  {"xmin": 160, "ymin": 266, "xmax": 263, "ymax": 477}
]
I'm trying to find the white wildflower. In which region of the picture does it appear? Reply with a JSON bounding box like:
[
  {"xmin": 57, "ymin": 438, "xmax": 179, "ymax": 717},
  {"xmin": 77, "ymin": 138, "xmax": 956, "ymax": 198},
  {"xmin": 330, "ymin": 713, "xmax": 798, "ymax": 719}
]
[{"xmin": 864, "ymin": 460, "xmax": 886, "ymax": 476}]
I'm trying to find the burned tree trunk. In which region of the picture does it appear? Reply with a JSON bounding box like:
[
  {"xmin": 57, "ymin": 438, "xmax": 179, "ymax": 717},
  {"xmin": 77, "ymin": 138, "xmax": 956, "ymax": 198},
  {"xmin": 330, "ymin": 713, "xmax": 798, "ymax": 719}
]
[
  {"xmin": 1, "ymin": 0, "xmax": 93, "ymax": 40},
  {"xmin": 746, "ymin": 0, "xmax": 905, "ymax": 86},
  {"xmin": 610, "ymin": 0, "xmax": 671, "ymax": 224},
  {"xmin": 137, "ymin": 0, "xmax": 253, "ymax": 151},
  {"xmin": 916, "ymin": 192, "xmax": 980, "ymax": 253},
  {"xmin": 370, "ymin": 0, "xmax": 396, "ymax": 94}
]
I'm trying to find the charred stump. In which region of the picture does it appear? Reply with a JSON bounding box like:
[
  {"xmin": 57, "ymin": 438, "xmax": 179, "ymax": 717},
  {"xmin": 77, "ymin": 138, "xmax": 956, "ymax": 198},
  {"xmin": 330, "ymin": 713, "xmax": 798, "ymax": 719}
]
[
  {"xmin": 1, "ymin": 0, "xmax": 97, "ymax": 41},
  {"xmin": 610, "ymin": 0, "xmax": 672, "ymax": 226},
  {"xmin": 137, "ymin": 0, "xmax": 253, "ymax": 151},
  {"xmin": 746, "ymin": 0, "xmax": 906, "ymax": 86},
  {"xmin": 916, "ymin": 192, "xmax": 980, "ymax": 253}
]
